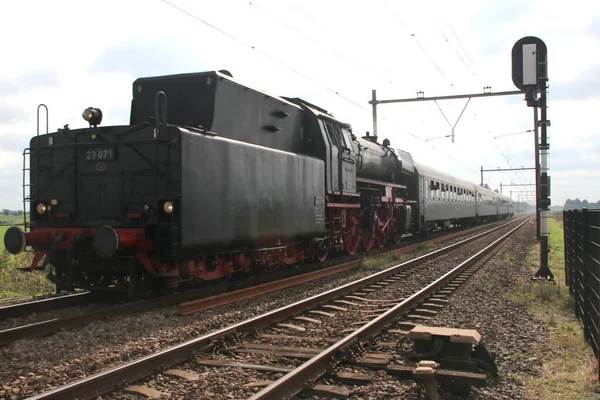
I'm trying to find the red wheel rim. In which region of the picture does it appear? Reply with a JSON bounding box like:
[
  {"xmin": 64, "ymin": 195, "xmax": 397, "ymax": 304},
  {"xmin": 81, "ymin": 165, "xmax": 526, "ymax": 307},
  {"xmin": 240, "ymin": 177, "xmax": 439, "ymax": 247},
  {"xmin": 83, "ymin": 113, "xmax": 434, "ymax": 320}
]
[
  {"xmin": 316, "ymin": 249, "xmax": 329, "ymax": 263},
  {"xmin": 345, "ymin": 225, "xmax": 360, "ymax": 255}
]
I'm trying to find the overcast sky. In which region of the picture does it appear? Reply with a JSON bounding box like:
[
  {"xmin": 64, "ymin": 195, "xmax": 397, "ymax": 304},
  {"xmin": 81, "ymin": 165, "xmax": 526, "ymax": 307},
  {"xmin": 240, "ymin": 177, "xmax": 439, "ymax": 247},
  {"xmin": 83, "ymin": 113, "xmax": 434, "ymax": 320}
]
[{"xmin": 1, "ymin": 0, "xmax": 598, "ymax": 209}]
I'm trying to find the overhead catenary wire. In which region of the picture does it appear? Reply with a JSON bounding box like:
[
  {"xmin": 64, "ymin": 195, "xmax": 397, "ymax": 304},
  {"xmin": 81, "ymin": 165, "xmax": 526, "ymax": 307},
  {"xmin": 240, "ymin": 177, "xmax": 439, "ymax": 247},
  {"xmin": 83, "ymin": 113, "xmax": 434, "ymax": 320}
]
[
  {"xmin": 439, "ymin": 28, "xmax": 475, "ymax": 76},
  {"xmin": 384, "ymin": 1, "xmax": 454, "ymax": 87},
  {"xmin": 159, "ymin": 0, "xmax": 368, "ymax": 111},
  {"xmin": 447, "ymin": 22, "xmax": 475, "ymax": 67},
  {"xmin": 383, "ymin": 118, "xmax": 498, "ymax": 188},
  {"xmin": 243, "ymin": 0, "xmax": 395, "ymax": 85},
  {"xmin": 411, "ymin": 33, "xmax": 453, "ymax": 87}
]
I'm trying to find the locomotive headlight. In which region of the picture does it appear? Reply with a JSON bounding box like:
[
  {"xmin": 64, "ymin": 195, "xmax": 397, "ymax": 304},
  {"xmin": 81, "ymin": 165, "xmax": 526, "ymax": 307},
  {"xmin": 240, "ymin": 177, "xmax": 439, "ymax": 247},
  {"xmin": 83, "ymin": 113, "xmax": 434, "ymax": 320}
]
[
  {"xmin": 36, "ymin": 203, "xmax": 47, "ymax": 215},
  {"xmin": 82, "ymin": 107, "xmax": 103, "ymax": 127},
  {"xmin": 163, "ymin": 201, "xmax": 173, "ymax": 214}
]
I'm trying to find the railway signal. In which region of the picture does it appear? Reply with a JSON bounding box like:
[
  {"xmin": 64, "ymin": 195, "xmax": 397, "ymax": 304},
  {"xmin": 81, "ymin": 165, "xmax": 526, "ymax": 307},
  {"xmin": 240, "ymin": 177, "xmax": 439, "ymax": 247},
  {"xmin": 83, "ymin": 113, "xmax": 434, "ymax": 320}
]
[{"xmin": 511, "ymin": 36, "xmax": 553, "ymax": 281}]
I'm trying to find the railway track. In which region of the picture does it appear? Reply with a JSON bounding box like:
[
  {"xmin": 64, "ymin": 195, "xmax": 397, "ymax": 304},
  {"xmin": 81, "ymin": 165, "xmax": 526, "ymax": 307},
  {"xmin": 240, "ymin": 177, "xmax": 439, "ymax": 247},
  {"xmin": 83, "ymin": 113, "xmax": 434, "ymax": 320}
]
[
  {"xmin": 24, "ymin": 216, "xmax": 528, "ymax": 400},
  {"xmin": 0, "ymin": 219, "xmax": 509, "ymax": 347},
  {"xmin": 0, "ymin": 292, "xmax": 93, "ymax": 321}
]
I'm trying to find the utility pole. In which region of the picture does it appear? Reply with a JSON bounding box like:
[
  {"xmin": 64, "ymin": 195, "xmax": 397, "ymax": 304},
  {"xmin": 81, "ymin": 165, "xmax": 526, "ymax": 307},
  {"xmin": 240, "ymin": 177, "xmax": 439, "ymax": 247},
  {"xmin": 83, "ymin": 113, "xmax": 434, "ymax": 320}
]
[{"xmin": 511, "ymin": 36, "xmax": 553, "ymax": 281}]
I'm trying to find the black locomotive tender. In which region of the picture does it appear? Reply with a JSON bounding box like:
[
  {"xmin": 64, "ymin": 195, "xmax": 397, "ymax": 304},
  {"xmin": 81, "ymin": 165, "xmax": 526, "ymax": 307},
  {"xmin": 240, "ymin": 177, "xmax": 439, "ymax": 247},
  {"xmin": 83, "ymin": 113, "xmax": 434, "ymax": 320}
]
[{"xmin": 4, "ymin": 71, "xmax": 514, "ymax": 294}]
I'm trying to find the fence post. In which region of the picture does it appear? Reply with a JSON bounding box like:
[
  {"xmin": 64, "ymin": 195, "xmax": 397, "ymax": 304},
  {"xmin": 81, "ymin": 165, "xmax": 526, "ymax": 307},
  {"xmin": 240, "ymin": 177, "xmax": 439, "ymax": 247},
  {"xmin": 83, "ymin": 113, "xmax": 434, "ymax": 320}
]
[
  {"xmin": 564, "ymin": 210, "xmax": 570, "ymax": 291},
  {"xmin": 582, "ymin": 208, "xmax": 590, "ymax": 342},
  {"xmin": 576, "ymin": 209, "xmax": 584, "ymax": 320}
]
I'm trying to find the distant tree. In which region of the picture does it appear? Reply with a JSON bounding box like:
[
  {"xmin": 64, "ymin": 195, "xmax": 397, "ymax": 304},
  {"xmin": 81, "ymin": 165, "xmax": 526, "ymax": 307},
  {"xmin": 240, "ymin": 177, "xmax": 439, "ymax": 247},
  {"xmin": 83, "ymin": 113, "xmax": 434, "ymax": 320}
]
[
  {"xmin": 2, "ymin": 209, "xmax": 9, "ymax": 215},
  {"xmin": 494, "ymin": 189, "xmax": 499, "ymax": 193},
  {"xmin": 483, "ymin": 183, "xmax": 490, "ymax": 189},
  {"xmin": 563, "ymin": 198, "xmax": 600, "ymax": 210}
]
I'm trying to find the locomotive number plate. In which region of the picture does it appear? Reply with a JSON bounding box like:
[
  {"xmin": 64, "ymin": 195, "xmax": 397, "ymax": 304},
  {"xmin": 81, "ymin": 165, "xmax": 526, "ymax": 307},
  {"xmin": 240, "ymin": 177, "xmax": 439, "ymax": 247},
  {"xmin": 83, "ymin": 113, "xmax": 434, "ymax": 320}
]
[{"xmin": 85, "ymin": 147, "xmax": 116, "ymax": 162}]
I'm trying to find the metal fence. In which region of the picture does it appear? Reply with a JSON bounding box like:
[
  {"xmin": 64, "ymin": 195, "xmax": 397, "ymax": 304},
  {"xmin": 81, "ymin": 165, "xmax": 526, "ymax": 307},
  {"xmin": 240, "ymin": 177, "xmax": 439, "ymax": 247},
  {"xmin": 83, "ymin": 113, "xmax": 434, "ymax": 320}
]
[{"xmin": 564, "ymin": 209, "xmax": 600, "ymax": 380}]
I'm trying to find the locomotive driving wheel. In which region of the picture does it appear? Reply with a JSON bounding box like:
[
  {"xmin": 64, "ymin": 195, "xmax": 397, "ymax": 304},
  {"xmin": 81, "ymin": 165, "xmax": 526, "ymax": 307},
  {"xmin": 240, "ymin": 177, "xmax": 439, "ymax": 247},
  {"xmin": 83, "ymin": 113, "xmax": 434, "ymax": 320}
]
[
  {"xmin": 344, "ymin": 217, "xmax": 360, "ymax": 255},
  {"xmin": 374, "ymin": 218, "xmax": 388, "ymax": 249},
  {"xmin": 314, "ymin": 239, "xmax": 330, "ymax": 263},
  {"xmin": 363, "ymin": 230, "xmax": 376, "ymax": 251},
  {"xmin": 315, "ymin": 248, "xmax": 329, "ymax": 263}
]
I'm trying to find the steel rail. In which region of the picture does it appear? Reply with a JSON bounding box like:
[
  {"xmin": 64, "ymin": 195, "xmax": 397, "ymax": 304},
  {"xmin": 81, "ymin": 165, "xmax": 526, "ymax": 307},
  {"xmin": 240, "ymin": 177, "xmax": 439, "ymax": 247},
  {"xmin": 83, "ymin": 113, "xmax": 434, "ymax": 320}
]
[
  {"xmin": 178, "ymin": 218, "xmax": 511, "ymax": 316},
  {"xmin": 2, "ymin": 218, "xmax": 511, "ymax": 346},
  {"xmin": 0, "ymin": 292, "xmax": 91, "ymax": 320},
  {"xmin": 25, "ymin": 217, "xmax": 525, "ymax": 400},
  {"xmin": 179, "ymin": 261, "xmax": 361, "ymax": 315},
  {"xmin": 249, "ymin": 217, "xmax": 531, "ymax": 399}
]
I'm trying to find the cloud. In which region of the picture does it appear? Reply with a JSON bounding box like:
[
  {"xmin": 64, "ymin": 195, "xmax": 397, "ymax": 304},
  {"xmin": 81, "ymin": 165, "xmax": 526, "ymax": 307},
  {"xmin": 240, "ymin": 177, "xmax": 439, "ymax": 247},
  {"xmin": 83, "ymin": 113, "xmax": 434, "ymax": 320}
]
[
  {"xmin": 88, "ymin": 39, "xmax": 210, "ymax": 79},
  {"xmin": 0, "ymin": 104, "xmax": 30, "ymax": 125},
  {"xmin": 588, "ymin": 19, "xmax": 600, "ymax": 42},
  {"xmin": 468, "ymin": 0, "xmax": 530, "ymax": 34},
  {"xmin": 0, "ymin": 69, "xmax": 61, "ymax": 96},
  {"xmin": 550, "ymin": 65, "xmax": 600, "ymax": 101}
]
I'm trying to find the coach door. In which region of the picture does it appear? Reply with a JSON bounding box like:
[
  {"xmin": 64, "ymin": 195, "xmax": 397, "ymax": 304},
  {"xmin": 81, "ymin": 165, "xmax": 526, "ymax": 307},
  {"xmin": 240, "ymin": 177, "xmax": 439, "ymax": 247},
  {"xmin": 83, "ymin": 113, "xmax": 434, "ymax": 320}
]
[
  {"xmin": 322, "ymin": 120, "xmax": 356, "ymax": 193},
  {"xmin": 419, "ymin": 176, "xmax": 426, "ymax": 228}
]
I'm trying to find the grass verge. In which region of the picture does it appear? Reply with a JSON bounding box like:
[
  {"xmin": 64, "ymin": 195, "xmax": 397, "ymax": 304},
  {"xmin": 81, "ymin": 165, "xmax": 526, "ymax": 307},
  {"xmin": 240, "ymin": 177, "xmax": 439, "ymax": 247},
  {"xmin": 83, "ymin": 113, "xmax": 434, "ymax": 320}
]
[
  {"xmin": 508, "ymin": 216, "xmax": 599, "ymax": 399},
  {"xmin": 358, "ymin": 242, "xmax": 438, "ymax": 273},
  {"xmin": 0, "ymin": 251, "xmax": 54, "ymax": 299}
]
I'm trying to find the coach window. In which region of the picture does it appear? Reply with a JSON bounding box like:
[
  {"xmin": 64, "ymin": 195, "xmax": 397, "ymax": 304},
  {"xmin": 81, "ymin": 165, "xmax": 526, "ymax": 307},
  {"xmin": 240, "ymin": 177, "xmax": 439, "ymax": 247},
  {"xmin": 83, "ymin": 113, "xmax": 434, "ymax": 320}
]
[
  {"xmin": 340, "ymin": 126, "xmax": 353, "ymax": 149},
  {"xmin": 322, "ymin": 122, "xmax": 337, "ymax": 147},
  {"xmin": 324, "ymin": 122, "xmax": 348, "ymax": 150}
]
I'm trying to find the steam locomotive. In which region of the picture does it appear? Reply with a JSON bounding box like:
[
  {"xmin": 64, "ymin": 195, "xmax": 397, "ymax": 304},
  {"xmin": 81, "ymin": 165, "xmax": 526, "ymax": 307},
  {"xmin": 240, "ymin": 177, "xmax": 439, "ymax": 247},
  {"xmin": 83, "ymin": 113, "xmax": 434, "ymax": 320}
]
[{"xmin": 3, "ymin": 71, "xmax": 514, "ymax": 295}]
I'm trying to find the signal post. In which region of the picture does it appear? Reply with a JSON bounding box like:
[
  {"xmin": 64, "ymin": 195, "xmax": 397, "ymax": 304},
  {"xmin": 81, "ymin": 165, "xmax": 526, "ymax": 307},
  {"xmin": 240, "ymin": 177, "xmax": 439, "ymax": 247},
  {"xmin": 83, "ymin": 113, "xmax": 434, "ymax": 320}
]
[{"xmin": 511, "ymin": 36, "xmax": 553, "ymax": 280}]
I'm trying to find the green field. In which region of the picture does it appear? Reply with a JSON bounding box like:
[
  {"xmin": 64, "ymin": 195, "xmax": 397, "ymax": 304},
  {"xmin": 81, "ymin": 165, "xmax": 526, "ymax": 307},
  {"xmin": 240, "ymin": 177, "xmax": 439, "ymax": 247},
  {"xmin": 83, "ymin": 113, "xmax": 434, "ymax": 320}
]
[
  {"xmin": 0, "ymin": 215, "xmax": 25, "ymax": 252},
  {"xmin": 0, "ymin": 214, "xmax": 25, "ymax": 225}
]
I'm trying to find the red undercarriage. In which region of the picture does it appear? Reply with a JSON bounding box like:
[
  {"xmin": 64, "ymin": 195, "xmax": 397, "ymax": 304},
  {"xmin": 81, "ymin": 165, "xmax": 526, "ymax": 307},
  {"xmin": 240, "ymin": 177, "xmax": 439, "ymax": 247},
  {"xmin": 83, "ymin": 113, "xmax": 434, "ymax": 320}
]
[
  {"xmin": 22, "ymin": 227, "xmax": 313, "ymax": 288},
  {"xmin": 22, "ymin": 191, "xmax": 411, "ymax": 292}
]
